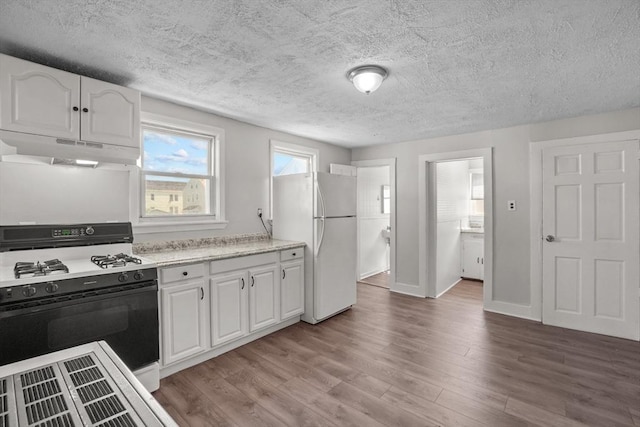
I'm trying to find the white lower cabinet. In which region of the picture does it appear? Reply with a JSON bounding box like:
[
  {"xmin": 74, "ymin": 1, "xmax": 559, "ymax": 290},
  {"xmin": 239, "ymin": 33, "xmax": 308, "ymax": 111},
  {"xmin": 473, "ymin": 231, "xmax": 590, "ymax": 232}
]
[
  {"xmin": 248, "ymin": 265, "xmax": 279, "ymax": 332},
  {"xmin": 461, "ymin": 236, "xmax": 484, "ymax": 280},
  {"xmin": 280, "ymin": 249, "xmax": 304, "ymax": 320},
  {"xmin": 160, "ymin": 279, "xmax": 207, "ymax": 365},
  {"xmin": 210, "ymin": 271, "xmax": 247, "ymax": 346},
  {"xmin": 159, "ymin": 247, "xmax": 304, "ymax": 372}
]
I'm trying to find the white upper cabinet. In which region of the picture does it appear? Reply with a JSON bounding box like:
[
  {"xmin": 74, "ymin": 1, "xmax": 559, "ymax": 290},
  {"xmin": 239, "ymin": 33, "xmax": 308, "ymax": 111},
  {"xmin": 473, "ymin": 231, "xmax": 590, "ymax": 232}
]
[
  {"xmin": 0, "ymin": 54, "xmax": 80, "ymax": 139},
  {"xmin": 0, "ymin": 54, "xmax": 140, "ymax": 148},
  {"xmin": 80, "ymin": 76, "xmax": 139, "ymax": 147}
]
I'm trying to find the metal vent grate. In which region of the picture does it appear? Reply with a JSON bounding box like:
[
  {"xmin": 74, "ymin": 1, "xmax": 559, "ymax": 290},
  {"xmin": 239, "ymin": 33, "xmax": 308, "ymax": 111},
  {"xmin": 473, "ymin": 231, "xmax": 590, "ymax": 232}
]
[
  {"xmin": 67, "ymin": 367, "xmax": 103, "ymax": 388},
  {"xmin": 25, "ymin": 394, "xmax": 69, "ymax": 425},
  {"xmin": 23, "ymin": 380, "xmax": 61, "ymax": 404},
  {"xmin": 31, "ymin": 412, "xmax": 74, "ymax": 427},
  {"xmin": 20, "ymin": 368, "xmax": 55, "ymax": 387},
  {"xmin": 75, "ymin": 380, "xmax": 113, "ymax": 405},
  {"xmin": 84, "ymin": 395, "xmax": 125, "ymax": 424},
  {"xmin": 95, "ymin": 413, "xmax": 136, "ymax": 427},
  {"xmin": 1, "ymin": 379, "xmax": 8, "ymax": 427},
  {"xmin": 63, "ymin": 357, "xmax": 95, "ymax": 373}
]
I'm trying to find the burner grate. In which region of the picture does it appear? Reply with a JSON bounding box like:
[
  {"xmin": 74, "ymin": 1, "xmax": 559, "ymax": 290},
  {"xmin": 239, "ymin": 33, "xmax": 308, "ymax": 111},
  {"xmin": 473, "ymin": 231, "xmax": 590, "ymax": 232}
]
[
  {"xmin": 13, "ymin": 260, "xmax": 69, "ymax": 279},
  {"xmin": 90, "ymin": 254, "xmax": 142, "ymax": 270}
]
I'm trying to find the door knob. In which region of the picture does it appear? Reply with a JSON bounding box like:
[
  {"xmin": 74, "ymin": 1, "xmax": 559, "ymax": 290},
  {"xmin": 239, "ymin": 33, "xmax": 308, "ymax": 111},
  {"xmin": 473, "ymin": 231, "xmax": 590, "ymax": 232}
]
[{"xmin": 545, "ymin": 235, "xmax": 555, "ymax": 242}]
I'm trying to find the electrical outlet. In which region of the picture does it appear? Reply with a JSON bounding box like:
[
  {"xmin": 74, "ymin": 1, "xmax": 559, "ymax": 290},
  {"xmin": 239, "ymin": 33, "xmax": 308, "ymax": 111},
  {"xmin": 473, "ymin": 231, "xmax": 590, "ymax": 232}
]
[
  {"xmin": 508, "ymin": 200, "xmax": 516, "ymax": 211},
  {"xmin": 257, "ymin": 208, "xmax": 263, "ymax": 217}
]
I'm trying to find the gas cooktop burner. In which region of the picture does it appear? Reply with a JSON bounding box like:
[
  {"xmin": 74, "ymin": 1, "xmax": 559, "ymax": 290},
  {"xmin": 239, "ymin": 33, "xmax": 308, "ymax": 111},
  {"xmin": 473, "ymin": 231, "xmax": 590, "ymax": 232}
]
[
  {"xmin": 14, "ymin": 259, "xmax": 69, "ymax": 279},
  {"xmin": 91, "ymin": 253, "xmax": 143, "ymax": 269}
]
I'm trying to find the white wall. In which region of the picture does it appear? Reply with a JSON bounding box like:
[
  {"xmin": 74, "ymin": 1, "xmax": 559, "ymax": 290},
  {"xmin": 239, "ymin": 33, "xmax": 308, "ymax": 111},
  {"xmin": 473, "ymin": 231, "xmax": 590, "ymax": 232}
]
[
  {"xmin": 357, "ymin": 165, "xmax": 390, "ymax": 279},
  {"xmin": 0, "ymin": 96, "xmax": 351, "ymax": 240},
  {"xmin": 435, "ymin": 160, "xmax": 468, "ymax": 295},
  {"xmin": 0, "ymin": 160, "xmax": 130, "ymax": 224},
  {"xmin": 352, "ymin": 107, "xmax": 640, "ymax": 310}
]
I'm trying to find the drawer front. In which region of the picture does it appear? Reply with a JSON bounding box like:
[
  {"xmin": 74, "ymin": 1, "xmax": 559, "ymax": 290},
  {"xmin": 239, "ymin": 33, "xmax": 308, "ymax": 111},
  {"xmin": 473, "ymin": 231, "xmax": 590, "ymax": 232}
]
[
  {"xmin": 280, "ymin": 248, "xmax": 304, "ymax": 262},
  {"xmin": 161, "ymin": 263, "xmax": 205, "ymax": 284},
  {"xmin": 211, "ymin": 252, "xmax": 278, "ymax": 275}
]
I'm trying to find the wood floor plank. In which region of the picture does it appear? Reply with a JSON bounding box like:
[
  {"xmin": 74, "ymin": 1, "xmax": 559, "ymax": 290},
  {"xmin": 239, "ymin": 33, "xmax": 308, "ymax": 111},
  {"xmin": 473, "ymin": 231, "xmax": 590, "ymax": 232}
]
[
  {"xmin": 380, "ymin": 386, "xmax": 483, "ymax": 427},
  {"xmin": 504, "ymin": 397, "xmax": 587, "ymax": 427},
  {"xmin": 226, "ymin": 369, "xmax": 336, "ymax": 427},
  {"xmin": 182, "ymin": 363, "xmax": 286, "ymax": 427},
  {"xmin": 278, "ymin": 377, "xmax": 388, "ymax": 427},
  {"xmin": 154, "ymin": 281, "xmax": 640, "ymax": 427},
  {"xmin": 327, "ymin": 381, "xmax": 434, "ymax": 427}
]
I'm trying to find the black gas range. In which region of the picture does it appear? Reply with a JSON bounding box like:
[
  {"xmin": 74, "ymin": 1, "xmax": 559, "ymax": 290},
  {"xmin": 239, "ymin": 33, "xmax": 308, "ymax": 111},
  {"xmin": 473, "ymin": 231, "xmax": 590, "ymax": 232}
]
[{"xmin": 0, "ymin": 222, "xmax": 159, "ymax": 375}]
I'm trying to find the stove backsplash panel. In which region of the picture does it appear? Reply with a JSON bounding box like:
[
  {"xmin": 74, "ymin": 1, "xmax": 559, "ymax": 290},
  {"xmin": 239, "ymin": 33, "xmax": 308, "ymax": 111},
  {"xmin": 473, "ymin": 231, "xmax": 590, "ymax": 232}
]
[{"xmin": 0, "ymin": 161, "xmax": 129, "ymax": 224}]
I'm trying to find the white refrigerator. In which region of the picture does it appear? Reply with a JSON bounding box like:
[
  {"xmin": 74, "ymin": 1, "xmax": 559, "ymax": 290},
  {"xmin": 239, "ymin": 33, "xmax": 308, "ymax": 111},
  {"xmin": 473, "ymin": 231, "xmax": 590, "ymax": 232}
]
[{"xmin": 273, "ymin": 172, "xmax": 357, "ymax": 324}]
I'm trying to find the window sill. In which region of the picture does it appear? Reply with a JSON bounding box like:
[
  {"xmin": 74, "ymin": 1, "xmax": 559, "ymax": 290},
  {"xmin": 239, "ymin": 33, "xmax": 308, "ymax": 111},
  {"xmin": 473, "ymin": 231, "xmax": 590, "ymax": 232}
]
[{"xmin": 133, "ymin": 219, "xmax": 229, "ymax": 235}]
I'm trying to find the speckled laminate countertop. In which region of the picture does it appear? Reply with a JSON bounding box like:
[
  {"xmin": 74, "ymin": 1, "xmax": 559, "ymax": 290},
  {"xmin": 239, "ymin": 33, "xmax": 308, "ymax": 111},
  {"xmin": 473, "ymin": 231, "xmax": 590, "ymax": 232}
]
[{"xmin": 134, "ymin": 237, "xmax": 305, "ymax": 268}]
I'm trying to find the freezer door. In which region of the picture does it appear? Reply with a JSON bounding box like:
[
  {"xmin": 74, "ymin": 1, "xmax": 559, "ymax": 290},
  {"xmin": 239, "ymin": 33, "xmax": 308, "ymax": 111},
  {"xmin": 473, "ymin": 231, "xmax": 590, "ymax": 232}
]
[
  {"xmin": 315, "ymin": 172, "xmax": 356, "ymax": 218},
  {"xmin": 314, "ymin": 216, "xmax": 357, "ymax": 320}
]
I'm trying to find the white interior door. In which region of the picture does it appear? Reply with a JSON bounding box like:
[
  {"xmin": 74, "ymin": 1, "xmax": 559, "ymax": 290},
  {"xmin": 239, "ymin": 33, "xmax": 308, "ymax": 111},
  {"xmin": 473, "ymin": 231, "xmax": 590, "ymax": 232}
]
[{"xmin": 542, "ymin": 140, "xmax": 639, "ymax": 340}]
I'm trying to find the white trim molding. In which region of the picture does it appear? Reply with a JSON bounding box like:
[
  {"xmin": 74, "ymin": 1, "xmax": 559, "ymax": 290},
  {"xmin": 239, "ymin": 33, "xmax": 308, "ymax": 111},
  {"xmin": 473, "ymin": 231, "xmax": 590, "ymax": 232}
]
[
  {"xmin": 418, "ymin": 148, "xmax": 494, "ymax": 305},
  {"xmin": 352, "ymin": 158, "xmax": 397, "ymax": 292}
]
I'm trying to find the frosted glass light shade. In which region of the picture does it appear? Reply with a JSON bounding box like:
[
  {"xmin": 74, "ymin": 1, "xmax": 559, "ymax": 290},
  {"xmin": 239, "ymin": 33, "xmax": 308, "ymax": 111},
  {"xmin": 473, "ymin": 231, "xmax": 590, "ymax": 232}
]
[{"xmin": 348, "ymin": 65, "xmax": 388, "ymax": 94}]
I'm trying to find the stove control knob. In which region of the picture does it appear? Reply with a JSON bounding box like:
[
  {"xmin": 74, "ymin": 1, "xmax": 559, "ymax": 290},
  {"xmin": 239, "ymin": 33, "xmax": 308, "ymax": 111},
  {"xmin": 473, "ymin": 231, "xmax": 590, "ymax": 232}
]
[
  {"xmin": 22, "ymin": 286, "xmax": 36, "ymax": 297},
  {"xmin": 45, "ymin": 283, "xmax": 59, "ymax": 293},
  {"xmin": 118, "ymin": 273, "xmax": 129, "ymax": 283},
  {"xmin": 134, "ymin": 271, "xmax": 144, "ymax": 281},
  {"xmin": 85, "ymin": 226, "xmax": 95, "ymax": 235}
]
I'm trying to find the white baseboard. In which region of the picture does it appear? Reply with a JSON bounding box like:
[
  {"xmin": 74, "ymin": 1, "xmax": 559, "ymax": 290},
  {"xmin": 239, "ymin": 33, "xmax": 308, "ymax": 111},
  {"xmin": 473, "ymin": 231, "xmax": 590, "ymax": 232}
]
[
  {"xmin": 359, "ymin": 267, "xmax": 387, "ymax": 280},
  {"xmin": 390, "ymin": 281, "xmax": 426, "ymax": 298},
  {"xmin": 484, "ymin": 300, "xmax": 541, "ymax": 322},
  {"xmin": 436, "ymin": 278, "xmax": 462, "ymax": 298}
]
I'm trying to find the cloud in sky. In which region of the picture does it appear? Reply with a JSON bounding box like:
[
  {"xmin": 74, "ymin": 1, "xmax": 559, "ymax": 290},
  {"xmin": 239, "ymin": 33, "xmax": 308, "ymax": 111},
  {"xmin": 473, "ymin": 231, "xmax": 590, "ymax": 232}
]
[
  {"xmin": 173, "ymin": 148, "xmax": 189, "ymax": 158},
  {"xmin": 145, "ymin": 131, "xmax": 177, "ymax": 145}
]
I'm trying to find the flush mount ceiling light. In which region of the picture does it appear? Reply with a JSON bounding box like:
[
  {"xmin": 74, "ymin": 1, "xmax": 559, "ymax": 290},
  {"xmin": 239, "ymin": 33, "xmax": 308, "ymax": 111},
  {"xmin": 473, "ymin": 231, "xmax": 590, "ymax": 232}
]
[{"xmin": 347, "ymin": 65, "xmax": 388, "ymax": 94}]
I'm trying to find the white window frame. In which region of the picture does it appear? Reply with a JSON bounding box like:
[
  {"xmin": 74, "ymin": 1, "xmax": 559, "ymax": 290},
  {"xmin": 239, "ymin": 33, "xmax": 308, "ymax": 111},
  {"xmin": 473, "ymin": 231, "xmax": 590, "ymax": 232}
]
[
  {"xmin": 130, "ymin": 112, "xmax": 227, "ymax": 234},
  {"xmin": 269, "ymin": 140, "xmax": 318, "ymax": 218}
]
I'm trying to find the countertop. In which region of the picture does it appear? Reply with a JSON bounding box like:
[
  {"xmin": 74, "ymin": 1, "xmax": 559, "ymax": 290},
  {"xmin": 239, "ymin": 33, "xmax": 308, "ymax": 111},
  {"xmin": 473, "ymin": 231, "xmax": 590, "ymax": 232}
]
[
  {"xmin": 135, "ymin": 238, "xmax": 305, "ymax": 268},
  {"xmin": 460, "ymin": 228, "xmax": 485, "ymax": 234}
]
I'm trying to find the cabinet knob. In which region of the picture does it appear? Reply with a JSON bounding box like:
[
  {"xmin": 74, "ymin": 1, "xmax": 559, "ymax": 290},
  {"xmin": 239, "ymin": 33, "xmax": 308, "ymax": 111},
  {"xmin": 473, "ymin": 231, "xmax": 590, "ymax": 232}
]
[
  {"xmin": 182, "ymin": 271, "xmax": 188, "ymax": 276},
  {"xmin": 82, "ymin": 107, "xmax": 89, "ymax": 113},
  {"xmin": 73, "ymin": 106, "xmax": 79, "ymax": 112},
  {"xmin": 292, "ymin": 252, "xmax": 296, "ymax": 256}
]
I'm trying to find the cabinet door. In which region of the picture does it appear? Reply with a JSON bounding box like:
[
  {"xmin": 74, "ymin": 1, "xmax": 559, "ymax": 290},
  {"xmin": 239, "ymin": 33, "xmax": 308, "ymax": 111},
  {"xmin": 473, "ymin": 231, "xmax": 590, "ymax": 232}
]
[
  {"xmin": 462, "ymin": 239, "xmax": 484, "ymax": 280},
  {"xmin": 281, "ymin": 260, "xmax": 304, "ymax": 320},
  {"xmin": 248, "ymin": 264, "xmax": 278, "ymax": 332},
  {"xmin": 210, "ymin": 271, "xmax": 247, "ymax": 346},
  {"xmin": 0, "ymin": 54, "xmax": 80, "ymax": 139},
  {"xmin": 161, "ymin": 280, "xmax": 207, "ymax": 365},
  {"xmin": 80, "ymin": 76, "xmax": 140, "ymax": 147}
]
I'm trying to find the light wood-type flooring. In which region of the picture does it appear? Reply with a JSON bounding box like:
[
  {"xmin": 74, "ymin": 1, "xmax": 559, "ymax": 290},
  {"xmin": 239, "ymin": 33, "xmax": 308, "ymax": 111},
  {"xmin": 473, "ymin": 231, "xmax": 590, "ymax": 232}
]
[{"xmin": 153, "ymin": 280, "xmax": 640, "ymax": 426}]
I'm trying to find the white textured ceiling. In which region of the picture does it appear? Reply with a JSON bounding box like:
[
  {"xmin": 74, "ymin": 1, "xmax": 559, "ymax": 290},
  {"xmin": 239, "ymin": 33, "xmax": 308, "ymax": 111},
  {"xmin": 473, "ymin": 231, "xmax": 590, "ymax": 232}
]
[{"xmin": 0, "ymin": 1, "xmax": 639, "ymax": 147}]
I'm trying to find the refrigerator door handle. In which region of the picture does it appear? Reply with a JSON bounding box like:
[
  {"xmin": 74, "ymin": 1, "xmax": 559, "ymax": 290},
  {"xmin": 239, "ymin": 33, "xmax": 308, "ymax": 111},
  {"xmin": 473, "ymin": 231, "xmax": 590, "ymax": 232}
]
[
  {"xmin": 317, "ymin": 181, "xmax": 327, "ymax": 220},
  {"xmin": 316, "ymin": 217, "xmax": 325, "ymax": 256}
]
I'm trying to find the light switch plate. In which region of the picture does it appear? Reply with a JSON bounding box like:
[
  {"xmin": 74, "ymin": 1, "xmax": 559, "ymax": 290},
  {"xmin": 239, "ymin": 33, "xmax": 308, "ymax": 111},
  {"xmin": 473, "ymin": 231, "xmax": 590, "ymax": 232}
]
[{"xmin": 508, "ymin": 200, "xmax": 516, "ymax": 211}]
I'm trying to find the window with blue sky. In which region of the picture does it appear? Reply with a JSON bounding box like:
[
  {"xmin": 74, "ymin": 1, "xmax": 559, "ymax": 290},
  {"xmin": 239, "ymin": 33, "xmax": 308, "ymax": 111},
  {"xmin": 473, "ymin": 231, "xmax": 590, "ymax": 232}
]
[{"xmin": 141, "ymin": 126, "xmax": 214, "ymax": 217}]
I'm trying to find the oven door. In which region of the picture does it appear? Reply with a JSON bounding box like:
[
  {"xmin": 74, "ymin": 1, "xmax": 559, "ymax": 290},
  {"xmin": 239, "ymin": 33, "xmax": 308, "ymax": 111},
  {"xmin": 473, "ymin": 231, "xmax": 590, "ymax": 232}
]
[{"xmin": 0, "ymin": 283, "xmax": 159, "ymax": 370}]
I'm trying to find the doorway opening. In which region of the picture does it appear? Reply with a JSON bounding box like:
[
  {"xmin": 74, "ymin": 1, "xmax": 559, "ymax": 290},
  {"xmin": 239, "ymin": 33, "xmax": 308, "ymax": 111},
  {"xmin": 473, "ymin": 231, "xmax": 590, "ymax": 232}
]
[
  {"xmin": 418, "ymin": 148, "xmax": 493, "ymax": 307},
  {"xmin": 352, "ymin": 159, "xmax": 396, "ymax": 292}
]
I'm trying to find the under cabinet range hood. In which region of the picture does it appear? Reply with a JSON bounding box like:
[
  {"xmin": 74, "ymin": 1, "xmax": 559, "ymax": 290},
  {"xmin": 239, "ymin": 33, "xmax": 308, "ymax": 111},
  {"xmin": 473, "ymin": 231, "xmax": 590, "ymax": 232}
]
[{"xmin": 0, "ymin": 130, "xmax": 140, "ymax": 165}]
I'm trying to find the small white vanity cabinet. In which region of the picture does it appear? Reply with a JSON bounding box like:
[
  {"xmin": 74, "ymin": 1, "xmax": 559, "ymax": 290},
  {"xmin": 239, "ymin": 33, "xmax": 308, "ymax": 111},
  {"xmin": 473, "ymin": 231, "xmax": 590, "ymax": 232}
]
[
  {"xmin": 461, "ymin": 233, "xmax": 484, "ymax": 280},
  {"xmin": 157, "ymin": 246, "xmax": 304, "ymax": 376},
  {"xmin": 0, "ymin": 53, "xmax": 140, "ymax": 148}
]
